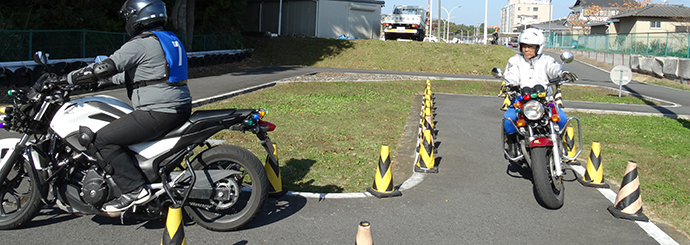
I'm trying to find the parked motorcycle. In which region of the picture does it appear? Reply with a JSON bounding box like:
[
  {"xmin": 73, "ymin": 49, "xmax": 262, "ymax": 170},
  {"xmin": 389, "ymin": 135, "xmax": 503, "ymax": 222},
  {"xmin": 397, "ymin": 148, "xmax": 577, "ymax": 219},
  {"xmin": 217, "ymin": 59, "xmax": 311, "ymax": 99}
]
[
  {"xmin": 493, "ymin": 51, "xmax": 583, "ymax": 209},
  {"xmin": 0, "ymin": 51, "xmax": 273, "ymax": 231}
]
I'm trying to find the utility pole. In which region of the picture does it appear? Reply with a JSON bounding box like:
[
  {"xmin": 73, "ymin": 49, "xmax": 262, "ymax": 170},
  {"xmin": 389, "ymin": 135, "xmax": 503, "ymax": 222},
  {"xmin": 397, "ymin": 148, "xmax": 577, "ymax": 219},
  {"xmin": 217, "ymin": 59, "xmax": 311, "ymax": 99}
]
[
  {"xmin": 437, "ymin": 0, "xmax": 441, "ymax": 38},
  {"xmin": 483, "ymin": 0, "xmax": 488, "ymax": 44}
]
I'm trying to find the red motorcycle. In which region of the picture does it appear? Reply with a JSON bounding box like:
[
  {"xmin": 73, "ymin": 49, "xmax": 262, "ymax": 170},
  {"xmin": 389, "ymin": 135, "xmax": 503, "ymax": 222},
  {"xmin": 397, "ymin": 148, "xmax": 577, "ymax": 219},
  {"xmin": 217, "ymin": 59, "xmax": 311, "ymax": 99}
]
[{"xmin": 493, "ymin": 51, "xmax": 582, "ymax": 209}]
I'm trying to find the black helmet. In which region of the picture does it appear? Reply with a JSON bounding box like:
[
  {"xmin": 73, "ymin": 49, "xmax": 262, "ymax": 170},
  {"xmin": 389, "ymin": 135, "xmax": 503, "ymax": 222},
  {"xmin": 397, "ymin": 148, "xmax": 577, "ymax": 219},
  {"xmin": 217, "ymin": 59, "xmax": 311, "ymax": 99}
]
[{"xmin": 119, "ymin": 0, "xmax": 168, "ymax": 37}]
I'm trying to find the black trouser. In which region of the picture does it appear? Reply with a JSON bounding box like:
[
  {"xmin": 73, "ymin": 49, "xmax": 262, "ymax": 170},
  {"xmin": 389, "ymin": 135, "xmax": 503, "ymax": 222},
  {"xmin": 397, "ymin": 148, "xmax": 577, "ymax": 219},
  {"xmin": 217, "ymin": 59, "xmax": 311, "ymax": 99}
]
[{"xmin": 94, "ymin": 106, "xmax": 191, "ymax": 193}]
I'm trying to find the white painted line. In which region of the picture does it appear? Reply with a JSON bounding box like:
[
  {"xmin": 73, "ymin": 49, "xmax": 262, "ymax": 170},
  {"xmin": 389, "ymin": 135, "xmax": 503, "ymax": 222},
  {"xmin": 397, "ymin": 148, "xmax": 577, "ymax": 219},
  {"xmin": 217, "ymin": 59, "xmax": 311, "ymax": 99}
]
[
  {"xmin": 191, "ymin": 82, "xmax": 275, "ymax": 107},
  {"xmin": 286, "ymin": 191, "xmax": 372, "ymax": 199},
  {"xmin": 569, "ymin": 165, "xmax": 679, "ymax": 245}
]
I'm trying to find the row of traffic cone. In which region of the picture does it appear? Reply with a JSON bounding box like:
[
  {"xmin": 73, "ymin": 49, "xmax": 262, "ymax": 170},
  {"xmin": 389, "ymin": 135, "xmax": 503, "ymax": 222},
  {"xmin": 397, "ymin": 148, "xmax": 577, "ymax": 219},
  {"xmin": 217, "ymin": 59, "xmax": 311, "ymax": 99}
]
[
  {"xmin": 367, "ymin": 79, "xmax": 437, "ymax": 198},
  {"xmin": 575, "ymin": 141, "xmax": 648, "ymax": 222},
  {"xmin": 415, "ymin": 79, "xmax": 438, "ymax": 173}
]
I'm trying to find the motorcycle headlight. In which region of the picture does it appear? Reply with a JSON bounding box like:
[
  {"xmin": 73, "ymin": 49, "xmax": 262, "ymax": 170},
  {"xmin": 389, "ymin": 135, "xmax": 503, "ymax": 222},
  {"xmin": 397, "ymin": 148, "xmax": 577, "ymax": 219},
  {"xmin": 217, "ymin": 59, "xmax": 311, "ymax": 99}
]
[{"xmin": 522, "ymin": 100, "xmax": 544, "ymax": 120}]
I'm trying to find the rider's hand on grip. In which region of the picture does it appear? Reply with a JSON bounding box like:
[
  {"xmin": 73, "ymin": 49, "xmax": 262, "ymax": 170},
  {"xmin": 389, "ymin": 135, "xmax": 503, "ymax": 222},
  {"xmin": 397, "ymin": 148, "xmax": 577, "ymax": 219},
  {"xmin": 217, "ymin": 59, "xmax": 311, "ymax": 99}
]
[
  {"xmin": 561, "ymin": 71, "xmax": 578, "ymax": 83},
  {"xmin": 87, "ymin": 80, "xmax": 107, "ymax": 92}
]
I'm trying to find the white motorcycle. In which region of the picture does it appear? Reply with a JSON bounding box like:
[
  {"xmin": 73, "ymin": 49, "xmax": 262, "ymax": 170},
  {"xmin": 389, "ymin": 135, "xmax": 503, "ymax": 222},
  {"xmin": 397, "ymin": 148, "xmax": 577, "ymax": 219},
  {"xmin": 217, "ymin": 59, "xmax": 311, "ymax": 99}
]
[{"xmin": 0, "ymin": 51, "xmax": 274, "ymax": 231}]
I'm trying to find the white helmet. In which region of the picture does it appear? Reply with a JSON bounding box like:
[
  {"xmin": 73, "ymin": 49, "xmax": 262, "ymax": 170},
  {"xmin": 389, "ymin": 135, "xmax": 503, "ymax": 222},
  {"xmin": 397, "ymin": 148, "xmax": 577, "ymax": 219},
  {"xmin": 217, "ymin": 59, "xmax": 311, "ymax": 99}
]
[{"xmin": 518, "ymin": 28, "xmax": 545, "ymax": 55}]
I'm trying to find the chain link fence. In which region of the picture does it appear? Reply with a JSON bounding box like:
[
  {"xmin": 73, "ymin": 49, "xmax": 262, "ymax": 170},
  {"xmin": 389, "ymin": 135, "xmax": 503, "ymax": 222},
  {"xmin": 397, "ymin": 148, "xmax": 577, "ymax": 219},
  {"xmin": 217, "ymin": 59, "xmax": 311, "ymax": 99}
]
[
  {"xmin": 545, "ymin": 32, "xmax": 690, "ymax": 58},
  {"xmin": 0, "ymin": 29, "xmax": 244, "ymax": 62}
]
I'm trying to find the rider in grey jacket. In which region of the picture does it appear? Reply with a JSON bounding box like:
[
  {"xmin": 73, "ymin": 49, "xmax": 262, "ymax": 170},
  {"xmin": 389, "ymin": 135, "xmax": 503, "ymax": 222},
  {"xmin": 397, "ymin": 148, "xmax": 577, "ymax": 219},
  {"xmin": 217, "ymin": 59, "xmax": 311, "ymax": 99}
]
[{"xmin": 50, "ymin": 0, "xmax": 192, "ymax": 212}]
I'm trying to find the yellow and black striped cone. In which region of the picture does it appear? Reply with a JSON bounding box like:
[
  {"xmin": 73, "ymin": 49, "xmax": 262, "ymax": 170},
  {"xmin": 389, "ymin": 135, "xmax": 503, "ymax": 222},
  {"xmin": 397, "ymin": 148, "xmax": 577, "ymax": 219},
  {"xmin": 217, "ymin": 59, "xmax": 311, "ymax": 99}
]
[
  {"xmin": 265, "ymin": 143, "xmax": 287, "ymax": 198},
  {"xmin": 576, "ymin": 141, "xmax": 609, "ymax": 188},
  {"xmin": 161, "ymin": 206, "xmax": 187, "ymax": 245},
  {"xmin": 415, "ymin": 129, "xmax": 438, "ymax": 173},
  {"xmin": 367, "ymin": 145, "xmax": 401, "ymax": 198},
  {"xmin": 607, "ymin": 161, "xmax": 649, "ymax": 222},
  {"xmin": 355, "ymin": 221, "xmax": 373, "ymax": 245},
  {"xmin": 500, "ymin": 95, "xmax": 510, "ymax": 111},
  {"xmin": 563, "ymin": 125, "xmax": 578, "ymax": 165},
  {"xmin": 425, "ymin": 79, "xmax": 434, "ymax": 100},
  {"xmin": 499, "ymin": 81, "xmax": 510, "ymax": 111}
]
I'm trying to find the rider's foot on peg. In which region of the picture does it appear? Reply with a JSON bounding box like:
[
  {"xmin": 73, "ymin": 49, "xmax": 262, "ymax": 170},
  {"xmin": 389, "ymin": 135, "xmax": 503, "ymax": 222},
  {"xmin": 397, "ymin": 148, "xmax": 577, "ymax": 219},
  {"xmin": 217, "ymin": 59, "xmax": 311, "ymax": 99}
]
[{"xmin": 102, "ymin": 186, "xmax": 150, "ymax": 212}]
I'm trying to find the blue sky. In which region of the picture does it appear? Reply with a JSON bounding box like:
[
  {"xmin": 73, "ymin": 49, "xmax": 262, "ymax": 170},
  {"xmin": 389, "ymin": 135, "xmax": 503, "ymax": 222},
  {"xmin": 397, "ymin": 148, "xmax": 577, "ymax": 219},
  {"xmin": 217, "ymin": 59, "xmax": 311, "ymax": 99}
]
[{"xmin": 381, "ymin": 0, "xmax": 690, "ymax": 26}]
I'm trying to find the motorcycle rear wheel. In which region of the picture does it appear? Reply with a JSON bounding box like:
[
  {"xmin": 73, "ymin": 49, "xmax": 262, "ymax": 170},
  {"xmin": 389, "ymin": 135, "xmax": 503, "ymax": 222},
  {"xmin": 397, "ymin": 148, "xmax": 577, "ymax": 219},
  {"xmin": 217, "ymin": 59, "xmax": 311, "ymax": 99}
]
[
  {"xmin": 530, "ymin": 147, "xmax": 564, "ymax": 209},
  {"xmin": 0, "ymin": 156, "xmax": 45, "ymax": 229},
  {"xmin": 186, "ymin": 145, "xmax": 268, "ymax": 231}
]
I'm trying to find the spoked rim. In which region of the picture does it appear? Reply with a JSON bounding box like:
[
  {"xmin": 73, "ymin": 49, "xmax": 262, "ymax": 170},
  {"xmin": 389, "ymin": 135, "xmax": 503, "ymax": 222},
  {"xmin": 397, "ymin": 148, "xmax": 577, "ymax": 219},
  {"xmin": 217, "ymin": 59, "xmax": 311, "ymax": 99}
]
[{"xmin": 547, "ymin": 153, "xmax": 563, "ymax": 193}]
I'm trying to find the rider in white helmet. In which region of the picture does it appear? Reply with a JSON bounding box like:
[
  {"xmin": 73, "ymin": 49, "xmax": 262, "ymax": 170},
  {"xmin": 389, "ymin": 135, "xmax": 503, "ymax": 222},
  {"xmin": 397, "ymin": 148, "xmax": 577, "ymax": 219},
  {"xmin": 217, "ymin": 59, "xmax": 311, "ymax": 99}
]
[{"xmin": 502, "ymin": 28, "xmax": 576, "ymax": 157}]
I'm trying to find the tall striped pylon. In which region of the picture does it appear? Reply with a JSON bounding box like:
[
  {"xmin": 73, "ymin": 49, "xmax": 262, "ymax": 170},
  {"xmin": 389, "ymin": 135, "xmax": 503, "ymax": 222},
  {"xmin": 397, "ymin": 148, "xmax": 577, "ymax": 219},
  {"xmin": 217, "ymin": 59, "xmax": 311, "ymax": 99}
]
[
  {"xmin": 265, "ymin": 143, "xmax": 287, "ymax": 198},
  {"xmin": 425, "ymin": 79, "xmax": 434, "ymax": 100},
  {"xmin": 367, "ymin": 145, "xmax": 401, "ymax": 198},
  {"xmin": 563, "ymin": 125, "xmax": 578, "ymax": 164},
  {"xmin": 415, "ymin": 129, "xmax": 438, "ymax": 173},
  {"xmin": 355, "ymin": 221, "xmax": 373, "ymax": 245},
  {"xmin": 161, "ymin": 206, "xmax": 187, "ymax": 245},
  {"xmin": 576, "ymin": 141, "xmax": 609, "ymax": 188},
  {"xmin": 499, "ymin": 80, "xmax": 510, "ymax": 111},
  {"xmin": 607, "ymin": 161, "xmax": 649, "ymax": 221}
]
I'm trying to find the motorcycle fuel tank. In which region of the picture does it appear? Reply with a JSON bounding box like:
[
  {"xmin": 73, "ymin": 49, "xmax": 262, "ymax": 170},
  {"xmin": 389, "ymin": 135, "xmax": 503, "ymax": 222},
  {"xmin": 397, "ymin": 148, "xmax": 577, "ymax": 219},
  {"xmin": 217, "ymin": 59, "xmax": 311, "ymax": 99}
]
[{"xmin": 50, "ymin": 95, "xmax": 133, "ymax": 151}]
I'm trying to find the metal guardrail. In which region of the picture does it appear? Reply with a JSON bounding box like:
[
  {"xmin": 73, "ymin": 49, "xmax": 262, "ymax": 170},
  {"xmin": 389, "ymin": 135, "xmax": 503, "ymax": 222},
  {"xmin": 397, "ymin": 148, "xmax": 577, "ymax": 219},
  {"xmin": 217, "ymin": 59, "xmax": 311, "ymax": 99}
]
[{"xmin": 0, "ymin": 49, "xmax": 253, "ymax": 87}]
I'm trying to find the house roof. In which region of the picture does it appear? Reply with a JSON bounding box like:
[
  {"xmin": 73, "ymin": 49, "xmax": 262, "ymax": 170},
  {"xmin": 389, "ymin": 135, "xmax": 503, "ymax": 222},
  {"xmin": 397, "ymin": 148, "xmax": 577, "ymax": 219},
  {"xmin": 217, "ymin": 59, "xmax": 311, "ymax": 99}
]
[
  {"xmin": 612, "ymin": 4, "xmax": 690, "ymax": 18},
  {"xmin": 570, "ymin": 0, "xmax": 631, "ymax": 9}
]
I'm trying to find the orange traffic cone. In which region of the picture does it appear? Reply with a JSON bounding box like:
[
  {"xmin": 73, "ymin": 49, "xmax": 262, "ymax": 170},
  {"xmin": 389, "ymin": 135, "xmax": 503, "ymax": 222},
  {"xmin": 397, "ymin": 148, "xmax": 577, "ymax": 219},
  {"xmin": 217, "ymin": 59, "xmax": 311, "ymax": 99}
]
[{"xmin": 608, "ymin": 161, "xmax": 648, "ymax": 221}]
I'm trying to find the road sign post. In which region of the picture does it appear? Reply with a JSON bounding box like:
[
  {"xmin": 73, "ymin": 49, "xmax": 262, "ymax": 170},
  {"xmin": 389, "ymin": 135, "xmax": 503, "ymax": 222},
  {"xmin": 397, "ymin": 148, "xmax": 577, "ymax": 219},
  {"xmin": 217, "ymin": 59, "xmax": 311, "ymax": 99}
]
[{"xmin": 610, "ymin": 66, "xmax": 632, "ymax": 97}]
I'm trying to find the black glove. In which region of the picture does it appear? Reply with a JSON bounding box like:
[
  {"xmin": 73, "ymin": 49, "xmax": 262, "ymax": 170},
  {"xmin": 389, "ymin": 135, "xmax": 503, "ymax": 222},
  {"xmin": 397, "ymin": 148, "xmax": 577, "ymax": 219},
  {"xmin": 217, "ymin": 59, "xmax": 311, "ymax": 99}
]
[
  {"xmin": 561, "ymin": 71, "xmax": 578, "ymax": 83},
  {"xmin": 87, "ymin": 79, "xmax": 108, "ymax": 92}
]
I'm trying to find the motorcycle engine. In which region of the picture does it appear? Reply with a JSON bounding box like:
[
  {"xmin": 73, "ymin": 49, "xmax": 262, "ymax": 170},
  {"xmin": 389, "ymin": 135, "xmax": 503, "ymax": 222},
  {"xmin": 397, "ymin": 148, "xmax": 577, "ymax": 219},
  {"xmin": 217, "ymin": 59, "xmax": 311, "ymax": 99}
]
[{"xmin": 80, "ymin": 168, "xmax": 109, "ymax": 207}]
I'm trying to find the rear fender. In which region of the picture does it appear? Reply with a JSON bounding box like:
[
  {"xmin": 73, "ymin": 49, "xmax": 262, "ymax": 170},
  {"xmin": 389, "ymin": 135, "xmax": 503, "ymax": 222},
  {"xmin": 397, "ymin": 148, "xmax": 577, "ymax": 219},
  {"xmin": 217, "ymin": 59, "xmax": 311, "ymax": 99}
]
[{"xmin": 530, "ymin": 137, "xmax": 553, "ymax": 147}]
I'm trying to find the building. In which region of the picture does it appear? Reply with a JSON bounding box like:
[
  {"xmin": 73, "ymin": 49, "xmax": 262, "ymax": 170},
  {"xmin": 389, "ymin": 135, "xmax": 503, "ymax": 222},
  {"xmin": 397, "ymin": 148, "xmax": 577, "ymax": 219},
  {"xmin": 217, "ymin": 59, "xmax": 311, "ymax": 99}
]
[
  {"xmin": 243, "ymin": 0, "xmax": 385, "ymax": 39},
  {"xmin": 567, "ymin": 0, "xmax": 630, "ymax": 34},
  {"xmin": 500, "ymin": 0, "xmax": 553, "ymax": 34},
  {"xmin": 602, "ymin": 4, "xmax": 690, "ymax": 34}
]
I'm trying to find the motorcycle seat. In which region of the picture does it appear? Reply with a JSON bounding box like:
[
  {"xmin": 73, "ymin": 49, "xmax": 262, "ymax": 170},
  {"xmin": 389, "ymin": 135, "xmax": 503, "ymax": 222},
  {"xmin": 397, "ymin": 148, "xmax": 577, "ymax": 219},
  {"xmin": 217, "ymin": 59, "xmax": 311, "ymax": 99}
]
[{"xmin": 161, "ymin": 109, "xmax": 239, "ymax": 139}]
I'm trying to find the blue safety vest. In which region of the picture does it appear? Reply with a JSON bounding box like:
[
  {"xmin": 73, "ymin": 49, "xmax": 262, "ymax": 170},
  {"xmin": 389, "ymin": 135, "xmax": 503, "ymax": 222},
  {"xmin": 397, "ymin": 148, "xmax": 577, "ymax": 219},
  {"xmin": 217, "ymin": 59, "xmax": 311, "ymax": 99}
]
[{"xmin": 151, "ymin": 31, "xmax": 188, "ymax": 83}]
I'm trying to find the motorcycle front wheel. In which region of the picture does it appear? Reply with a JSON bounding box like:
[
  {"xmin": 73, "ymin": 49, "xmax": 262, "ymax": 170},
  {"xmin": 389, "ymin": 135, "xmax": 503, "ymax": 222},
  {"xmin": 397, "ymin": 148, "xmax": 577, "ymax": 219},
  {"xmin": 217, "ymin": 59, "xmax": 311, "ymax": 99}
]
[
  {"xmin": 186, "ymin": 145, "xmax": 268, "ymax": 231},
  {"xmin": 530, "ymin": 147, "xmax": 564, "ymax": 209},
  {"xmin": 0, "ymin": 154, "xmax": 45, "ymax": 229}
]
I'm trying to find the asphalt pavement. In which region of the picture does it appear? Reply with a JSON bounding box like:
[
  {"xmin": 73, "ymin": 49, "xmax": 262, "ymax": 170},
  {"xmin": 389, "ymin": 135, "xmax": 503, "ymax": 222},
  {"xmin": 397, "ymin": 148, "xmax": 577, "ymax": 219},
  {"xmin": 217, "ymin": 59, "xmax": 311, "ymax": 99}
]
[{"xmin": 0, "ymin": 54, "xmax": 689, "ymax": 244}]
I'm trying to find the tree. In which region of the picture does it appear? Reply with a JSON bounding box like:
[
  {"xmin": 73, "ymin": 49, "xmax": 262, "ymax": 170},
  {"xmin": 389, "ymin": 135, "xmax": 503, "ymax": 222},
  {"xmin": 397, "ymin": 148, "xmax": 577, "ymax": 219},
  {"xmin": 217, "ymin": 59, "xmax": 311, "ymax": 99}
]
[
  {"xmin": 609, "ymin": 0, "xmax": 651, "ymax": 12},
  {"xmin": 567, "ymin": 5, "xmax": 604, "ymax": 35},
  {"xmin": 0, "ymin": 0, "xmax": 122, "ymax": 31},
  {"xmin": 567, "ymin": 0, "xmax": 651, "ymax": 35},
  {"xmin": 170, "ymin": 0, "xmax": 196, "ymax": 48}
]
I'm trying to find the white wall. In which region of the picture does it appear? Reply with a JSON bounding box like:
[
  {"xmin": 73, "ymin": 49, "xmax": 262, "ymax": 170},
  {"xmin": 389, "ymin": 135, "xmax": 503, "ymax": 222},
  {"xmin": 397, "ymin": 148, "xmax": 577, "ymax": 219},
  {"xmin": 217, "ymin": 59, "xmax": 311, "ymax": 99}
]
[{"xmin": 317, "ymin": 0, "xmax": 382, "ymax": 39}]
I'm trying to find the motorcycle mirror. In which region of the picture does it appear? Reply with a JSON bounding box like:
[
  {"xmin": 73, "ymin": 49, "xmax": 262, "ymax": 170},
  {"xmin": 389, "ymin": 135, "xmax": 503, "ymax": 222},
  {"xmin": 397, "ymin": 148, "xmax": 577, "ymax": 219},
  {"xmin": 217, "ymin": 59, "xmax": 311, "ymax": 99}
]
[
  {"xmin": 491, "ymin": 67, "xmax": 503, "ymax": 78},
  {"xmin": 560, "ymin": 51, "xmax": 574, "ymax": 64},
  {"xmin": 33, "ymin": 51, "xmax": 48, "ymax": 66},
  {"xmin": 33, "ymin": 51, "xmax": 52, "ymax": 72}
]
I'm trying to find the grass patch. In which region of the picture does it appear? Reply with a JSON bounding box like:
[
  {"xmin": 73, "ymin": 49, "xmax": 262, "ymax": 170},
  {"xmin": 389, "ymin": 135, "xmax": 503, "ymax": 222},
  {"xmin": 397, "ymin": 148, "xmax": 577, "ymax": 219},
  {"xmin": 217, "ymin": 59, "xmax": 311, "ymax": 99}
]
[
  {"xmin": 570, "ymin": 112, "xmax": 690, "ymax": 235},
  {"xmin": 241, "ymin": 37, "xmax": 515, "ymax": 75},
  {"xmin": 197, "ymin": 81, "xmax": 425, "ymax": 193}
]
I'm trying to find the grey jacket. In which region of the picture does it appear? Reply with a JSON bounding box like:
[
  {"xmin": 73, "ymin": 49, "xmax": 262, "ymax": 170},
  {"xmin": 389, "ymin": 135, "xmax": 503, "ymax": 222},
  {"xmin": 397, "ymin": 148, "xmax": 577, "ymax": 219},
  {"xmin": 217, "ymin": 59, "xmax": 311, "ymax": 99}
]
[{"xmin": 85, "ymin": 29, "xmax": 192, "ymax": 113}]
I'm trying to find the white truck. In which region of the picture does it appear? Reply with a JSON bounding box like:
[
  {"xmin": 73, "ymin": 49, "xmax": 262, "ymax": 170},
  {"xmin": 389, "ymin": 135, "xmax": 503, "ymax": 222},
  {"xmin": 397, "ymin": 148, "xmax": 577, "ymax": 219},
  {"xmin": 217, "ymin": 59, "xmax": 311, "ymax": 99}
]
[{"xmin": 381, "ymin": 5, "xmax": 427, "ymax": 41}]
